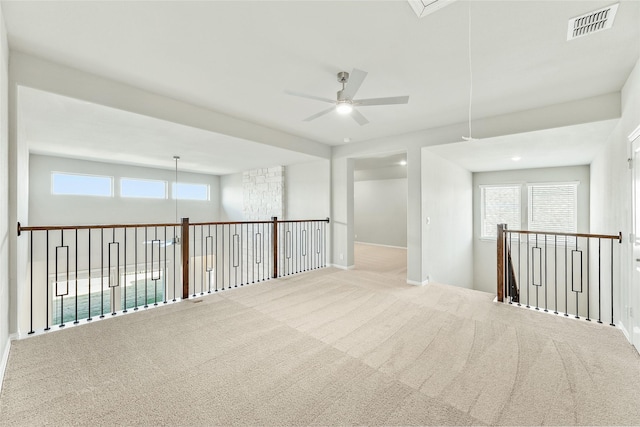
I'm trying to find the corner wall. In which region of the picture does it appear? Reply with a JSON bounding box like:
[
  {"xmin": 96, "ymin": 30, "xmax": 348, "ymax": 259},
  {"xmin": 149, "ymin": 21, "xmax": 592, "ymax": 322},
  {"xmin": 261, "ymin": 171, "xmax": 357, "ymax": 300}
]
[
  {"xmin": 422, "ymin": 149, "xmax": 473, "ymax": 288},
  {"xmin": 0, "ymin": 2, "xmax": 9, "ymax": 387},
  {"xmin": 590, "ymin": 57, "xmax": 640, "ymax": 338}
]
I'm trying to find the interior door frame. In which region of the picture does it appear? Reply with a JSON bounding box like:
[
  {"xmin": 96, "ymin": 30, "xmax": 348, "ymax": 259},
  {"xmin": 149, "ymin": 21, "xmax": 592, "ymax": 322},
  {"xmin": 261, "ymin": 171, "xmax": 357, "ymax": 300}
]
[{"xmin": 629, "ymin": 124, "xmax": 640, "ymax": 352}]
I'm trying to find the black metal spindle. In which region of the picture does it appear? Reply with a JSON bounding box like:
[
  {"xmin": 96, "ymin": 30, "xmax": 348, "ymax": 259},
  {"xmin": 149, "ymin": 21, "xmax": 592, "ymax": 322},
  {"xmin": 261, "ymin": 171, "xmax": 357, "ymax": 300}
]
[
  {"xmin": 134, "ymin": 227, "xmax": 139, "ymax": 311},
  {"xmin": 164, "ymin": 226, "xmax": 168, "ymax": 302},
  {"xmin": 544, "ymin": 234, "xmax": 548, "ymax": 312},
  {"xmin": 192, "ymin": 225, "xmax": 196, "ymax": 297},
  {"xmin": 124, "ymin": 228, "xmax": 128, "ymax": 312},
  {"xmin": 598, "ymin": 238, "xmax": 602, "ymax": 323},
  {"xmin": 144, "ymin": 227, "xmax": 149, "ymax": 308},
  {"xmin": 173, "ymin": 225, "xmax": 177, "ymax": 302},
  {"xmin": 88, "ymin": 230, "xmax": 92, "ymax": 320},
  {"xmin": 74, "ymin": 228, "xmax": 79, "ymax": 324},
  {"xmin": 610, "ymin": 240, "xmax": 615, "ymax": 326},
  {"xmin": 574, "ymin": 237, "xmax": 580, "ymax": 319},
  {"xmin": 586, "ymin": 238, "xmax": 590, "ymax": 321},
  {"xmin": 29, "ymin": 231, "xmax": 34, "ymax": 334},
  {"xmin": 564, "ymin": 236, "xmax": 568, "ymax": 317},
  {"xmin": 554, "ymin": 235, "xmax": 558, "ymax": 314},
  {"xmin": 101, "ymin": 228, "xmax": 105, "ymax": 318},
  {"xmin": 526, "ymin": 234, "xmax": 530, "ymax": 308},
  {"xmin": 45, "ymin": 230, "xmax": 50, "ymax": 331}
]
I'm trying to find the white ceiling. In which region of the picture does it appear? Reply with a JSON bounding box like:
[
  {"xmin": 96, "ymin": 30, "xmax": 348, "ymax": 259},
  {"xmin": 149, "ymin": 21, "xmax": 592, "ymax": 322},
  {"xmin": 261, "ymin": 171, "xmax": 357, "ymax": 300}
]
[
  {"xmin": 20, "ymin": 87, "xmax": 319, "ymax": 175},
  {"xmin": 3, "ymin": 1, "xmax": 639, "ymax": 173},
  {"xmin": 426, "ymin": 119, "xmax": 619, "ymax": 172}
]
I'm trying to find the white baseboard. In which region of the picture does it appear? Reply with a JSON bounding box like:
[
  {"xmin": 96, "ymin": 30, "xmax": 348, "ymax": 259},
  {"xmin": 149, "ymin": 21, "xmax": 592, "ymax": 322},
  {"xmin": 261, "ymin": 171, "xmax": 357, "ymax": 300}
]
[
  {"xmin": 407, "ymin": 278, "xmax": 429, "ymax": 286},
  {"xmin": 331, "ymin": 264, "xmax": 354, "ymax": 270},
  {"xmin": 355, "ymin": 241, "xmax": 407, "ymax": 250},
  {"xmin": 619, "ymin": 321, "xmax": 631, "ymax": 342},
  {"xmin": 0, "ymin": 337, "xmax": 11, "ymax": 394}
]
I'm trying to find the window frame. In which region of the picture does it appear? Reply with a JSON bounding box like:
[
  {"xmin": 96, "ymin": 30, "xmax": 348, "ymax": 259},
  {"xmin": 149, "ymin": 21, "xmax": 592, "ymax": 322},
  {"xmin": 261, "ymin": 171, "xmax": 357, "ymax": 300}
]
[
  {"xmin": 120, "ymin": 177, "xmax": 168, "ymax": 199},
  {"xmin": 479, "ymin": 183, "xmax": 522, "ymax": 240},
  {"xmin": 51, "ymin": 171, "xmax": 114, "ymax": 197},
  {"xmin": 171, "ymin": 182, "xmax": 210, "ymax": 201}
]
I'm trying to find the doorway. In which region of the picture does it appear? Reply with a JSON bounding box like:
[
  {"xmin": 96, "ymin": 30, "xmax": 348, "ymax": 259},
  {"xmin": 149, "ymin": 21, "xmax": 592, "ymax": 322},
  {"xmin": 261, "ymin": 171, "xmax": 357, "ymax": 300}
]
[{"xmin": 352, "ymin": 152, "xmax": 408, "ymax": 279}]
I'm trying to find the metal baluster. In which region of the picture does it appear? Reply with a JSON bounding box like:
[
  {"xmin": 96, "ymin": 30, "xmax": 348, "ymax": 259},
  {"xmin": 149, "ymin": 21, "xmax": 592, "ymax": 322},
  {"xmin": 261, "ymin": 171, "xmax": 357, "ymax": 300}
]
[
  {"xmin": 164, "ymin": 226, "xmax": 168, "ymax": 302},
  {"xmin": 45, "ymin": 230, "xmax": 50, "ymax": 331},
  {"xmin": 222, "ymin": 224, "xmax": 226, "ymax": 288},
  {"xmin": 112, "ymin": 228, "xmax": 118, "ymax": 315},
  {"xmin": 29, "ymin": 231, "xmax": 34, "ymax": 334},
  {"xmin": 517, "ymin": 233, "xmax": 521, "ymax": 306},
  {"xmin": 173, "ymin": 225, "xmax": 177, "ymax": 302},
  {"xmin": 535, "ymin": 233, "xmax": 539, "ymax": 310},
  {"xmin": 610, "ymin": 240, "xmax": 615, "ymax": 326},
  {"xmin": 544, "ymin": 234, "xmax": 548, "ymax": 312},
  {"xmin": 564, "ymin": 236, "xmax": 568, "ymax": 317},
  {"xmin": 134, "ymin": 228, "xmax": 138, "ymax": 311},
  {"xmin": 88, "ymin": 230, "xmax": 93, "ymax": 320},
  {"xmin": 586, "ymin": 238, "xmax": 590, "ymax": 321},
  {"xmin": 59, "ymin": 229, "xmax": 66, "ymax": 327},
  {"xmin": 554, "ymin": 235, "xmax": 558, "ymax": 314},
  {"xmin": 526, "ymin": 234, "xmax": 530, "ymax": 308},
  {"xmin": 215, "ymin": 224, "xmax": 219, "ymax": 292},
  {"xmin": 199, "ymin": 225, "xmax": 203, "ymax": 295},
  {"xmin": 123, "ymin": 228, "xmax": 128, "ymax": 312},
  {"xmin": 598, "ymin": 238, "xmax": 602, "ymax": 323},
  {"xmin": 74, "ymin": 228, "xmax": 79, "ymax": 324},
  {"xmin": 101, "ymin": 228, "xmax": 105, "ymax": 318},
  {"xmin": 192, "ymin": 225, "xmax": 196, "ymax": 297},
  {"xmin": 574, "ymin": 236, "xmax": 580, "ymax": 319},
  {"xmin": 144, "ymin": 227, "xmax": 149, "ymax": 308},
  {"xmin": 234, "ymin": 224, "xmax": 238, "ymax": 287},
  {"xmin": 154, "ymin": 227, "xmax": 159, "ymax": 305}
]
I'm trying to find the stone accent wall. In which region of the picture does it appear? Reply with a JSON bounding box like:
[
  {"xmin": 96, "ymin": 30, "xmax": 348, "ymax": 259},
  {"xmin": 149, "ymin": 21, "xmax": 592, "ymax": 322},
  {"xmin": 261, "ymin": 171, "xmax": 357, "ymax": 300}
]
[{"xmin": 243, "ymin": 166, "xmax": 284, "ymax": 220}]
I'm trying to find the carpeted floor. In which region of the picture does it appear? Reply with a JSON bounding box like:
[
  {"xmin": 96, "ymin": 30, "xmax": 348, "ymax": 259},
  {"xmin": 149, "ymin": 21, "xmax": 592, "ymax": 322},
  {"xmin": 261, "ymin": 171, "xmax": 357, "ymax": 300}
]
[{"xmin": 1, "ymin": 244, "xmax": 640, "ymax": 426}]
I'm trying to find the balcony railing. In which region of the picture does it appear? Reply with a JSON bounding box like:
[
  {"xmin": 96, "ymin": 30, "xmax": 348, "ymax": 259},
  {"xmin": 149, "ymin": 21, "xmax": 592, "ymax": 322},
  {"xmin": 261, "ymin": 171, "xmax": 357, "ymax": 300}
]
[
  {"xmin": 17, "ymin": 217, "xmax": 330, "ymax": 335},
  {"xmin": 496, "ymin": 224, "xmax": 621, "ymax": 325}
]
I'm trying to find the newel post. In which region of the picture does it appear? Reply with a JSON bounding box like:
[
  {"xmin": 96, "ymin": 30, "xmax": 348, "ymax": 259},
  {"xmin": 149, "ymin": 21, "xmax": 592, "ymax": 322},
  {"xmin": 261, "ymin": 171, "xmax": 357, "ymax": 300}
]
[
  {"xmin": 496, "ymin": 223, "xmax": 506, "ymax": 302},
  {"xmin": 181, "ymin": 217, "xmax": 190, "ymax": 299},
  {"xmin": 272, "ymin": 217, "xmax": 278, "ymax": 279}
]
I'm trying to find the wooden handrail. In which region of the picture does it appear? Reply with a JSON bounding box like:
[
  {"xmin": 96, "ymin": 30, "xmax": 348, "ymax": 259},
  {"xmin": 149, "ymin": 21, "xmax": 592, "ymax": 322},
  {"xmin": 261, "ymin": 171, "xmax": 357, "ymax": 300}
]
[
  {"xmin": 504, "ymin": 229, "xmax": 621, "ymax": 242},
  {"xmin": 18, "ymin": 218, "xmax": 332, "ymax": 235}
]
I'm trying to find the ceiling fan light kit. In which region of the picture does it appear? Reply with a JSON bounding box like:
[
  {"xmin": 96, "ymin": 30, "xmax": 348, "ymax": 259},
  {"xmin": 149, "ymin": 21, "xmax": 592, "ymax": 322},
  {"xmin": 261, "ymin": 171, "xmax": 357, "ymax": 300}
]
[{"xmin": 285, "ymin": 68, "xmax": 409, "ymax": 126}]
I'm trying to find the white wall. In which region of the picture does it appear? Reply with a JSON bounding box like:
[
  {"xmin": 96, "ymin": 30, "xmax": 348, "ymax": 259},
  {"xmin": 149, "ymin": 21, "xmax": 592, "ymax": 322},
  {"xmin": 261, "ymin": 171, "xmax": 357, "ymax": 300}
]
[
  {"xmin": 354, "ymin": 179, "xmax": 407, "ymax": 248},
  {"xmin": 473, "ymin": 165, "xmax": 591, "ymax": 294},
  {"xmin": 29, "ymin": 154, "xmax": 220, "ymax": 225},
  {"xmin": 0, "ymin": 3, "xmax": 10, "ymax": 388},
  {"xmin": 220, "ymin": 173, "xmax": 244, "ymax": 221},
  {"xmin": 285, "ymin": 160, "xmax": 330, "ymax": 220},
  {"xmin": 590, "ymin": 58, "xmax": 640, "ymax": 338},
  {"xmin": 422, "ymin": 149, "xmax": 473, "ymax": 289},
  {"xmin": 219, "ymin": 159, "xmax": 331, "ymax": 222}
]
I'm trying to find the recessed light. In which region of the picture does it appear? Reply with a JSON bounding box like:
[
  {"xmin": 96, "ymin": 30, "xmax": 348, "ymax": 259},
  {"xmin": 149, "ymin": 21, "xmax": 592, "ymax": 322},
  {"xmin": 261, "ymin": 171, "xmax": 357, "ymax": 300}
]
[
  {"xmin": 343, "ymin": 137, "xmax": 351, "ymax": 143},
  {"xmin": 400, "ymin": 160, "xmax": 407, "ymax": 166},
  {"xmin": 511, "ymin": 156, "xmax": 521, "ymax": 161}
]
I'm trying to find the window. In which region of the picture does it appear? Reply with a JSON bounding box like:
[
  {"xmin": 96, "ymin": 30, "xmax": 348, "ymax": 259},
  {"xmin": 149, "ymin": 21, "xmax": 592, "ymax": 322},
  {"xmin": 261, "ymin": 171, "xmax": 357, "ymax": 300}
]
[
  {"xmin": 480, "ymin": 185, "xmax": 521, "ymax": 238},
  {"xmin": 172, "ymin": 183, "xmax": 209, "ymax": 201},
  {"xmin": 528, "ymin": 182, "xmax": 578, "ymax": 234},
  {"xmin": 121, "ymin": 178, "xmax": 167, "ymax": 199},
  {"xmin": 52, "ymin": 172, "xmax": 112, "ymax": 197}
]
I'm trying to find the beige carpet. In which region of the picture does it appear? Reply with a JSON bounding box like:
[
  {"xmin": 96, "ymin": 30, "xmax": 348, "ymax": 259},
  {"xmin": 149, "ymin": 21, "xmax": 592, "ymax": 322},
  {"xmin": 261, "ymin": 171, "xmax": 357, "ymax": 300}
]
[{"xmin": 2, "ymin": 243, "xmax": 640, "ymax": 426}]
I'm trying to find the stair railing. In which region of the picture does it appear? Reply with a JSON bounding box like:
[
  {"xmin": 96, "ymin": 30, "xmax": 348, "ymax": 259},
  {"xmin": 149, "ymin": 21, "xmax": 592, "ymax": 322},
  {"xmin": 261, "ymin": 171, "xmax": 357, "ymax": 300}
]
[{"xmin": 497, "ymin": 224, "xmax": 621, "ymax": 325}]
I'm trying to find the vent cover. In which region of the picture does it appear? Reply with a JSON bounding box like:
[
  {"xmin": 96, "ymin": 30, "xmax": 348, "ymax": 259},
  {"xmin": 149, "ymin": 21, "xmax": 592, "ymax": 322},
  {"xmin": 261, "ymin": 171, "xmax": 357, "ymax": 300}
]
[
  {"xmin": 567, "ymin": 3, "xmax": 619, "ymax": 40},
  {"xmin": 407, "ymin": 0, "xmax": 457, "ymax": 18}
]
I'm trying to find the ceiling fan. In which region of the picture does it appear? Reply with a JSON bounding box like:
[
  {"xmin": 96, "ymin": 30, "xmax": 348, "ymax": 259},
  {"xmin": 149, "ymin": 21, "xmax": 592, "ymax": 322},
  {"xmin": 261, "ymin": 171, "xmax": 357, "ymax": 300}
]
[{"xmin": 285, "ymin": 69, "xmax": 409, "ymax": 126}]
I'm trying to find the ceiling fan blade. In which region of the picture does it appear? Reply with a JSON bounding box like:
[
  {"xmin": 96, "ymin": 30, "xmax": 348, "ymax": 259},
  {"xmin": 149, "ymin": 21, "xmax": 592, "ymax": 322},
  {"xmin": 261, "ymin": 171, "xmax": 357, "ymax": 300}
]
[
  {"xmin": 284, "ymin": 89, "xmax": 335, "ymax": 104},
  {"xmin": 303, "ymin": 106, "xmax": 335, "ymax": 122},
  {"xmin": 341, "ymin": 68, "xmax": 368, "ymax": 100},
  {"xmin": 351, "ymin": 109, "xmax": 369, "ymax": 126},
  {"xmin": 354, "ymin": 95, "xmax": 410, "ymax": 106}
]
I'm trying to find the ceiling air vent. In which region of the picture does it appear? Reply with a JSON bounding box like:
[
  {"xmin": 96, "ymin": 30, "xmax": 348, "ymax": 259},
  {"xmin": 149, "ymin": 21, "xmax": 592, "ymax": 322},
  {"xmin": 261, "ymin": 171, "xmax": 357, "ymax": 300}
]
[
  {"xmin": 567, "ymin": 3, "xmax": 619, "ymax": 40},
  {"xmin": 407, "ymin": 0, "xmax": 457, "ymax": 18}
]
